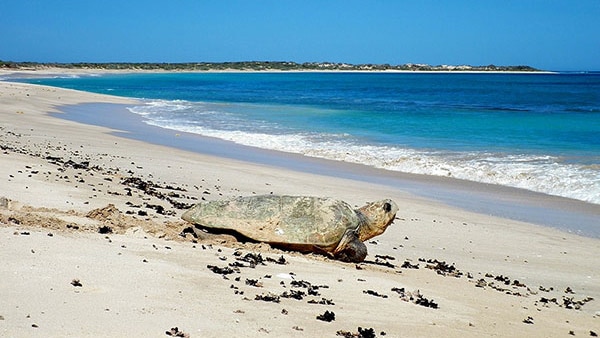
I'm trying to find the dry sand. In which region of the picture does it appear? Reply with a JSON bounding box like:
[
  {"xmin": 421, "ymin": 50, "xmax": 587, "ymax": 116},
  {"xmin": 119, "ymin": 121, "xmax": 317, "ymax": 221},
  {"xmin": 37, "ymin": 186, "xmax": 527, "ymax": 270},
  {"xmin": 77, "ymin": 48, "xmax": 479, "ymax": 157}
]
[{"xmin": 1, "ymin": 76, "xmax": 599, "ymax": 337}]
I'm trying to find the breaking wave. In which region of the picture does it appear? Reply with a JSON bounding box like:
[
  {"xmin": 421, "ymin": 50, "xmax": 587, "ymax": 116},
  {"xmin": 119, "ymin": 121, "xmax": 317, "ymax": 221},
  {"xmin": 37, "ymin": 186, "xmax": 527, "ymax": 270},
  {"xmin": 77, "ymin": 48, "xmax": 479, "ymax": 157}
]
[{"xmin": 128, "ymin": 99, "xmax": 600, "ymax": 204}]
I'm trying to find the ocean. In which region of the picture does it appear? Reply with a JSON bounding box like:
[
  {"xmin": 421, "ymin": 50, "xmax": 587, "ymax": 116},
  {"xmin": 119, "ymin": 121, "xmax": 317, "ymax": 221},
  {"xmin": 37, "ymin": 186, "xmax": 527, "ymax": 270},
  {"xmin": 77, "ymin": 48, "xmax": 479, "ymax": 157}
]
[{"xmin": 21, "ymin": 72, "xmax": 600, "ymax": 205}]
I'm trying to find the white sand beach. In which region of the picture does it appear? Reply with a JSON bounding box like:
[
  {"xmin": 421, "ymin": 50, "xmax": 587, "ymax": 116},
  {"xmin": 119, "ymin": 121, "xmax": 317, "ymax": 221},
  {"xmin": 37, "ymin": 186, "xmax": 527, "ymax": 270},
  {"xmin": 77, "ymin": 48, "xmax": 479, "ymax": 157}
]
[{"xmin": 1, "ymin": 76, "xmax": 599, "ymax": 337}]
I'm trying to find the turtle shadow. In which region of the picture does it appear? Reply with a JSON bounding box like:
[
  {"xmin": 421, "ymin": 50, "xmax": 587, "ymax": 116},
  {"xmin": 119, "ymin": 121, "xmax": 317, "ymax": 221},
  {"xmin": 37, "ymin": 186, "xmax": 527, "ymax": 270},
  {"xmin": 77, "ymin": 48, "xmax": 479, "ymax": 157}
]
[
  {"xmin": 189, "ymin": 224, "xmax": 259, "ymax": 243},
  {"xmin": 182, "ymin": 224, "xmax": 333, "ymax": 259}
]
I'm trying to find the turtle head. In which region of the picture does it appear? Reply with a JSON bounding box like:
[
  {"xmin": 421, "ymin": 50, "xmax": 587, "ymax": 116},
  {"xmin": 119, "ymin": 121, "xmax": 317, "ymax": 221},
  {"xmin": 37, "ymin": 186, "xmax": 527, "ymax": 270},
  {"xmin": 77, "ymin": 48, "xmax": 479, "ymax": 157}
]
[{"xmin": 356, "ymin": 199, "xmax": 398, "ymax": 242}]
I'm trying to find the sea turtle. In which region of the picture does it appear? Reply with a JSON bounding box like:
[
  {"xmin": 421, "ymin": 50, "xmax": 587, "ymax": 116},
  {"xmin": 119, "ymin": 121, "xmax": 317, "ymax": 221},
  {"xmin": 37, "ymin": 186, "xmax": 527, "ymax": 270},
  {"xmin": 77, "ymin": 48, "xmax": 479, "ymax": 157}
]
[{"xmin": 181, "ymin": 195, "xmax": 398, "ymax": 262}]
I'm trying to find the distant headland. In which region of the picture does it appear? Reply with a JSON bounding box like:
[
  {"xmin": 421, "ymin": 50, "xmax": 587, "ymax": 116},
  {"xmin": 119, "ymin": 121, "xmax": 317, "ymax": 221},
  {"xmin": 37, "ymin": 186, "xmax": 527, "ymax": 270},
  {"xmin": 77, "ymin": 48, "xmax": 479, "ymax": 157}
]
[{"xmin": 0, "ymin": 60, "xmax": 541, "ymax": 72}]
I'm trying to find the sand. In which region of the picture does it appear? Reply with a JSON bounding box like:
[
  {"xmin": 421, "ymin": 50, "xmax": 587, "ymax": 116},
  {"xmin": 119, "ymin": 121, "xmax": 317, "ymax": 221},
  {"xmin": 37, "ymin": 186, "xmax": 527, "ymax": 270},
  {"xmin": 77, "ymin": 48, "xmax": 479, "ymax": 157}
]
[{"xmin": 1, "ymin": 75, "xmax": 599, "ymax": 337}]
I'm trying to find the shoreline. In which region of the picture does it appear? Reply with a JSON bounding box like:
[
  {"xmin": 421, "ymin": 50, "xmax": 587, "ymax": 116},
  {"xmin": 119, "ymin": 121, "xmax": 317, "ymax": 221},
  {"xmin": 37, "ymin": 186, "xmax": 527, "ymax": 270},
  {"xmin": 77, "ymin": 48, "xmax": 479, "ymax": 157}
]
[
  {"xmin": 59, "ymin": 102, "xmax": 600, "ymax": 238},
  {"xmin": 0, "ymin": 67, "xmax": 557, "ymax": 79},
  {"xmin": 2, "ymin": 79, "xmax": 599, "ymax": 337}
]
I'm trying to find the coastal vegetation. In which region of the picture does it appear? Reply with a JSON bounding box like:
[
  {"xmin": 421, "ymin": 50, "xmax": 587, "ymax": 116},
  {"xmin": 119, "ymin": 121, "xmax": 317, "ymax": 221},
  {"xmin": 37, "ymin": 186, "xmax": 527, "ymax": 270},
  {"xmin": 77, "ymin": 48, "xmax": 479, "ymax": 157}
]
[{"xmin": 0, "ymin": 60, "xmax": 540, "ymax": 72}]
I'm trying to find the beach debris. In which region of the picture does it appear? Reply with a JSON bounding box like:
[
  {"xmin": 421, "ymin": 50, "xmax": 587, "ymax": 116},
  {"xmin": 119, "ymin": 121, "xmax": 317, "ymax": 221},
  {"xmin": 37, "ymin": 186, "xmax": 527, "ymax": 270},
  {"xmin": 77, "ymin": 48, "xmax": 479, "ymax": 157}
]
[
  {"xmin": 290, "ymin": 279, "xmax": 328, "ymax": 296},
  {"xmin": 359, "ymin": 327, "xmax": 377, "ymax": 338},
  {"xmin": 561, "ymin": 296, "xmax": 594, "ymax": 310},
  {"xmin": 233, "ymin": 251, "xmax": 267, "ymax": 268},
  {"xmin": 468, "ymin": 271, "xmax": 531, "ymax": 296},
  {"xmin": 181, "ymin": 195, "xmax": 398, "ymax": 262},
  {"xmin": 336, "ymin": 330, "xmax": 357, "ymax": 337},
  {"xmin": 98, "ymin": 225, "xmax": 113, "ymax": 234},
  {"xmin": 414, "ymin": 295, "xmax": 439, "ymax": 309},
  {"xmin": 230, "ymin": 284, "xmax": 242, "ymax": 294},
  {"xmin": 522, "ymin": 316, "xmax": 534, "ymax": 324},
  {"xmin": 280, "ymin": 289, "xmax": 306, "ymax": 300},
  {"xmin": 363, "ymin": 290, "xmax": 388, "ymax": 298},
  {"xmin": 207, "ymin": 264, "xmax": 238, "ymax": 276},
  {"xmin": 308, "ymin": 298, "xmax": 335, "ymax": 305},
  {"xmin": 255, "ymin": 292, "xmax": 281, "ymax": 303},
  {"xmin": 121, "ymin": 176, "xmax": 192, "ymax": 211},
  {"xmin": 337, "ymin": 327, "xmax": 379, "ymax": 338},
  {"xmin": 245, "ymin": 278, "xmax": 263, "ymax": 287},
  {"xmin": 420, "ymin": 258, "xmax": 463, "ymax": 278},
  {"xmin": 475, "ymin": 279, "xmax": 487, "ymax": 288},
  {"xmin": 391, "ymin": 287, "xmax": 439, "ymax": 309},
  {"xmin": 70, "ymin": 279, "xmax": 83, "ymax": 287},
  {"xmin": 400, "ymin": 260, "xmax": 419, "ymax": 269},
  {"xmin": 165, "ymin": 327, "xmax": 189, "ymax": 337},
  {"xmin": 363, "ymin": 256, "xmax": 396, "ymax": 269},
  {"xmin": 316, "ymin": 310, "xmax": 336, "ymax": 322}
]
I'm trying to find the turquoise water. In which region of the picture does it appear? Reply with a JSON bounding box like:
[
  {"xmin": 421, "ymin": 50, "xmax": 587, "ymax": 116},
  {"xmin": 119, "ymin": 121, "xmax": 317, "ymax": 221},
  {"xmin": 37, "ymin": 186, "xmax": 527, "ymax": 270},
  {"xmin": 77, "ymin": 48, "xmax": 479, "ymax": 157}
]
[{"xmin": 20, "ymin": 72, "xmax": 600, "ymax": 204}]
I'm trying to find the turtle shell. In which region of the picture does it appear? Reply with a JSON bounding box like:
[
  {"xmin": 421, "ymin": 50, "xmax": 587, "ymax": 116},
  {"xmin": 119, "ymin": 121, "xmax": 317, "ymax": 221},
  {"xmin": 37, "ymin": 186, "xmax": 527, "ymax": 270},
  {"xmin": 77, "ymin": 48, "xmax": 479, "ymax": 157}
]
[{"xmin": 181, "ymin": 195, "xmax": 360, "ymax": 251}]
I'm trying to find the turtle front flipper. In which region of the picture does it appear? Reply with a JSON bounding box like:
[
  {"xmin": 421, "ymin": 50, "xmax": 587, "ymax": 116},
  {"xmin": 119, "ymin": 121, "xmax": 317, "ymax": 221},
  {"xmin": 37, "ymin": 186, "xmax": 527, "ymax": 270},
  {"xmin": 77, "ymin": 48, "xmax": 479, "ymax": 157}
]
[{"xmin": 332, "ymin": 229, "xmax": 367, "ymax": 262}]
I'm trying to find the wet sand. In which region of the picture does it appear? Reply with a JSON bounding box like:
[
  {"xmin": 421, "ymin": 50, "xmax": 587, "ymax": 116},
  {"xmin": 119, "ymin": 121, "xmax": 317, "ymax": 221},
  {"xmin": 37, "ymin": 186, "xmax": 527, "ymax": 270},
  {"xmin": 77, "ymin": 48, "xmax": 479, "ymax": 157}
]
[
  {"xmin": 1, "ymin": 78, "xmax": 599, "ymax": 337},
  {"xmin": 59, "ymin": 102, "xmax": 600, "ymax": 237}
]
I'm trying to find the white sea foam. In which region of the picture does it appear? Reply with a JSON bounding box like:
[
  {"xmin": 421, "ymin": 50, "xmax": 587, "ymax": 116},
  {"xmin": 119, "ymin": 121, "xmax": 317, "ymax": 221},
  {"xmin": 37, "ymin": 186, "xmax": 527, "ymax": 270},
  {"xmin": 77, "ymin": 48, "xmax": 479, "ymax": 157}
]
[
  {"xmin": 51, "ymin": 74, "xmax": 81, "ymax": 79},
  {"xmin": 131, "ymin": 99, "xmax": 191, "ymax": 115},
  {"xmin": 128, "ymin": 101, "xmax": 600, "ymax": 205}
]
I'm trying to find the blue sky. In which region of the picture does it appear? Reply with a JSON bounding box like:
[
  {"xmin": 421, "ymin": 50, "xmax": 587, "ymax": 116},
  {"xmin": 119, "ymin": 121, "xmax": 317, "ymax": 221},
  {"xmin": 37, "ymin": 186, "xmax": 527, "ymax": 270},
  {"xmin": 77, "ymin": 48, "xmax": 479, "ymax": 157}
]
[{"xmin": 1, "ymin": 0, "xmax": 598, "ymax": 70}]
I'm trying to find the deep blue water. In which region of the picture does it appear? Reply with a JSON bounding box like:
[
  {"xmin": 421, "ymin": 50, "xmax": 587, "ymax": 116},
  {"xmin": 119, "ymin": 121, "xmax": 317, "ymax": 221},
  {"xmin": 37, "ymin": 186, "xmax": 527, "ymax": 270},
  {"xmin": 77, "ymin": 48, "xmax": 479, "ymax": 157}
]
[{"xmin": 19, "ymin": 72, "xmax": 600, "ymax": 204}]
